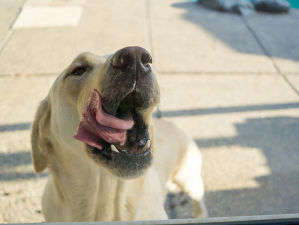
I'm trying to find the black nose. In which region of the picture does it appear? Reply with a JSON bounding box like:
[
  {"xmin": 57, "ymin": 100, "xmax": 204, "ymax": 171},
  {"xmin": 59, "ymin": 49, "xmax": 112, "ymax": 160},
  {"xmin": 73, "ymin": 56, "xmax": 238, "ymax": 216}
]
[{"xmin": 111, "ymin": 46, "xmax": 152, "ymax": 74}]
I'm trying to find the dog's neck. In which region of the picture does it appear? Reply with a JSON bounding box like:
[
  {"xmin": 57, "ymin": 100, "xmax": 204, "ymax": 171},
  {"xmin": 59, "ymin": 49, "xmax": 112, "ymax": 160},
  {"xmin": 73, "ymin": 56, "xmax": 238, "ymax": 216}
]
[{"xmin": 46, "ymin": 147, "xmax": 165, "ymax": 221}]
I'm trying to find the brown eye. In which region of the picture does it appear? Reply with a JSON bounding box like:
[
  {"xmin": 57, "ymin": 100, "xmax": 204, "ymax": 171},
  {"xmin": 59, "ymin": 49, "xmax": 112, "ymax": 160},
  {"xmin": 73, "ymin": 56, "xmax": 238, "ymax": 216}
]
[{"xmin": 71, "ymin": 66, "xmax": 87, "ymax": 76}]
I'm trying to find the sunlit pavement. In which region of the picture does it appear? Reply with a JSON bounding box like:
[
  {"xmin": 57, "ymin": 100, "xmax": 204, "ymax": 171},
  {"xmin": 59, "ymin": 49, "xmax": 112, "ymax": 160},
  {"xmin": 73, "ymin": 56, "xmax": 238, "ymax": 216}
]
[{"xmin": 0, "ymin": 0, "xmax": 299, "ymax": 223}]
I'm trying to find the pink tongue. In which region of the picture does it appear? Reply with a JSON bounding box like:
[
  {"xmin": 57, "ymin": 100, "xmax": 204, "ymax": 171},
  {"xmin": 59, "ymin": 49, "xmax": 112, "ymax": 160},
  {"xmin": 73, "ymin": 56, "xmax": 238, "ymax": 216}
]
[
  {"xmin": 74, "ymin": 89, "xmax": 134, "ymax": 149},
  {"xmin": 96, "ymin": 99, "xmax": 134, "ymax": 130}
]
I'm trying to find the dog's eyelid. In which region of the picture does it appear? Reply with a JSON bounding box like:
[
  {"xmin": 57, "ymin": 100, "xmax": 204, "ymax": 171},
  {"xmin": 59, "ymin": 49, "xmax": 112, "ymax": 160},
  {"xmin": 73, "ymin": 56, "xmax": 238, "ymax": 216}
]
[
  {"xmin": 65, "ymin": 64, "xmax": 91, "ymax": 78},
  {"xmin": 72, "ymin": 66, "xmax": 88, "ymax": 76}
]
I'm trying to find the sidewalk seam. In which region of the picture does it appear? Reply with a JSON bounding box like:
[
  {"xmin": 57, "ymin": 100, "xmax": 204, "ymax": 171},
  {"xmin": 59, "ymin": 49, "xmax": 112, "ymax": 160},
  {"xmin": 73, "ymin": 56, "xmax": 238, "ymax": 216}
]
[
  {"xmin": 0, "ymin": 73, "xmax": 57, "ymax": 78},
  {"xmin": 0, "ymin": 30, "xmax": 14, "ymax": 55},
  {"xmin": 0, "ymin": 2, "xmax": 23, "ymax": 54},
  {"xmin": 145, "ymin": 0, "xmax": 163, "ymax": 119},
  {"xmin": 281, "ymin": 74, "xmax": 299, "ymax": 96},
  {"xmin": 242, "ymin": 17, "xmax": 299, "ymax": 97},
  {"xmin": 145, "ymin": 0, "xmax": 154, "ymax": 57},
  {"xmin": 242, "ymin": 17, "xmax": 280, "ymax": 72},
  {"xmin": 2, "ymin": 72, "xmax": 297, "ymax": 77},
  {"xmin": 158, "ymin": 71, "xmax": 281, "ymax": 75}
]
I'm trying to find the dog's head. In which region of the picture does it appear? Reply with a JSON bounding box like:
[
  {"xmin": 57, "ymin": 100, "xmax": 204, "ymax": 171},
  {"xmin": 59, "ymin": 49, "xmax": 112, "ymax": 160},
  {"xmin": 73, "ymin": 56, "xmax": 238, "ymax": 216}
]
[{"xmin": 31, "ymin": 46, "xmax": 160, "ymax": 178}]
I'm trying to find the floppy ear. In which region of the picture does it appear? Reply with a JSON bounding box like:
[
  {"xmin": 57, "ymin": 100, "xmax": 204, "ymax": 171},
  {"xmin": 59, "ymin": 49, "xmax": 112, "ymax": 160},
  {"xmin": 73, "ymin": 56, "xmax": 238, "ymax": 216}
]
[{"xmin": 31, "ymin": 97, "xmax": 52, "ymax": 173}]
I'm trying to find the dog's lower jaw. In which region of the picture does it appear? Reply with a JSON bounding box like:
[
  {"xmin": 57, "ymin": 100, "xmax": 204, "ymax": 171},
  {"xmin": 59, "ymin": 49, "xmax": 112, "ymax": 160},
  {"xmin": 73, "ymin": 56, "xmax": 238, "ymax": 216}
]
[
  {"xmin": 83, "ymin": 125, "xmax": 153, "ymax": 179},
  {"xmin": 86, "ymin": 144, "xmax": 152, "ymax": 179}
]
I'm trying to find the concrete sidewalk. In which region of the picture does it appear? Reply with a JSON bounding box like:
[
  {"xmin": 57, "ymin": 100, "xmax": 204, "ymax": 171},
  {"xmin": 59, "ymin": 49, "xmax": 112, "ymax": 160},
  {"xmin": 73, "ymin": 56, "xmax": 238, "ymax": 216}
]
[{"xmin": 0, "ymin": 0, "xmax": 299, "ymax": 223}]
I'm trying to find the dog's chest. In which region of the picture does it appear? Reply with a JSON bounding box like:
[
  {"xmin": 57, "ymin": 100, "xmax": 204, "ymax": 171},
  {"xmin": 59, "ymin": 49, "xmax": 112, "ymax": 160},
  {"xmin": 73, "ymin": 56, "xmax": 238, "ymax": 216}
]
[{"xmin": 91, "ymin": 169, "xmax": 167, "ymax": 220}]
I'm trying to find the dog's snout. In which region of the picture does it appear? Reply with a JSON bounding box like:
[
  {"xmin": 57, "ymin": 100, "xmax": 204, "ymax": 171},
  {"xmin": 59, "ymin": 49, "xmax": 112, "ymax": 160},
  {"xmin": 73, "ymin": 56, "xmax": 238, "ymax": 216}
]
[{"xmin": 111, "ymin": 46, "xmax": 152, "ymax": 73}]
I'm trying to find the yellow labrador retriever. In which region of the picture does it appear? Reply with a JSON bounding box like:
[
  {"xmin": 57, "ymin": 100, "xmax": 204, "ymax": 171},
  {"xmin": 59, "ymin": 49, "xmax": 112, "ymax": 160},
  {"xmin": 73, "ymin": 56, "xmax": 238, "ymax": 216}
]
[{"xmin": 31, "ymin": 46, "xmax": 206, "ymax": 222}]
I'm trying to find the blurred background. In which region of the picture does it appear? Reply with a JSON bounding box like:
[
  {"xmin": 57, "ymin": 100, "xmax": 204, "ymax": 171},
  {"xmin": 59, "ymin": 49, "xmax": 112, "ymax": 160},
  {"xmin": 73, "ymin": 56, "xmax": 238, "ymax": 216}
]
[{"xmin": 0, "ymin": 0, "xmax": 299, "ymax": 223}]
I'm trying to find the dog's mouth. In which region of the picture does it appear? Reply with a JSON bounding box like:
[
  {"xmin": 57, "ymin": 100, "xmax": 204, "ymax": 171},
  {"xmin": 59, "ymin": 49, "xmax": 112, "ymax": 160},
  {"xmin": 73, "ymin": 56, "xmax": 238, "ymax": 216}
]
[{"xmin": 74, "ymin": 89, "xmax": 151, "ymax": 161}]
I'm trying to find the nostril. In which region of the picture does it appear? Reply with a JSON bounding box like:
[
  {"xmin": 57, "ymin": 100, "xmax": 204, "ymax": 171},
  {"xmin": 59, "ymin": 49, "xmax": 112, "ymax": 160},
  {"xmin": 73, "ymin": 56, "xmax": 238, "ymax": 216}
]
[
  {"xmin": 111, "ymin": 47, "xmax": 152, "ymax": 72},
  {"xmin": 112, "ymin": 53, "xmax": 131, "ymax": 69},
  {"xmin": 141, "ymin": 52, "xmax": 152, "ymax": 67}
]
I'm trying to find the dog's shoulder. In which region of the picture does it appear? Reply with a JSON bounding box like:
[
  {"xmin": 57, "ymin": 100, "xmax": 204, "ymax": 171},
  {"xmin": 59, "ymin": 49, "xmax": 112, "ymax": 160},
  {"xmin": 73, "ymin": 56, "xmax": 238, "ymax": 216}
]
[
  {"xmin": 152, "ymin": 118, "xmax": 188, "ymax": 146},
  {"xmin": 151, "ymin": 118, "xmax": 190, "ymax": 181}
]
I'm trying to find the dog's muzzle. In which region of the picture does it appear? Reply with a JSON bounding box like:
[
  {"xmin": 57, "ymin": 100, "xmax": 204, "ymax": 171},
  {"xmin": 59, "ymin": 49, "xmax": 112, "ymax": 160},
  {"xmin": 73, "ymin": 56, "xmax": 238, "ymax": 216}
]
[
  {"xmin": 100, "ymin": 46, "xmax": 154, "ymax": 116},
  {"xmin": 73, "ymin": 46, "xmax": 159, "ymax": 178}
]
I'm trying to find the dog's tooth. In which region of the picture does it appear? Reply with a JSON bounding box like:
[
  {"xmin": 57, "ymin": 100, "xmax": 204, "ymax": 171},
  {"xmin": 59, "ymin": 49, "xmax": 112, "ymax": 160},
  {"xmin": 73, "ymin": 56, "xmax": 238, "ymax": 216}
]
[
  {"xmin": 144, "ymin": 140, "xmax": 151, "ymax": 149},
  {"xmin": 111, "ymin": 145, "xmax": 119, "ymax": 153}
]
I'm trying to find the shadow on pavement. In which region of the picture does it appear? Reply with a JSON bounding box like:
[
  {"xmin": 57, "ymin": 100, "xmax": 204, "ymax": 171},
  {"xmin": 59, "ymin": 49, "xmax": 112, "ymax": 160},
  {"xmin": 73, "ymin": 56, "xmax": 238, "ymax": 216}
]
[
  {"xmin": 2, "ymin": 101, "xmax": 299, "ymax": 132},
  {"xmin": 195, "ymin": 116, "xmax": 299, "ymax": 217},
  {"xmin": 1, "ymin": 109, "xmax": 299, "ymax": 217},
  {"xmin": 0, "ymin": 122, "xmax": 31, "ymax": 132},
  {"xmin": 0, "ymin": 151, "xmax": 48, "ymax": 181},
  {"xmin": 161, "ymin": 102, "xmax": 299, "ymax": 117},
  {"xmin": 171, "ymin": 1, "xmax": 299, "ymax": 62}
]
